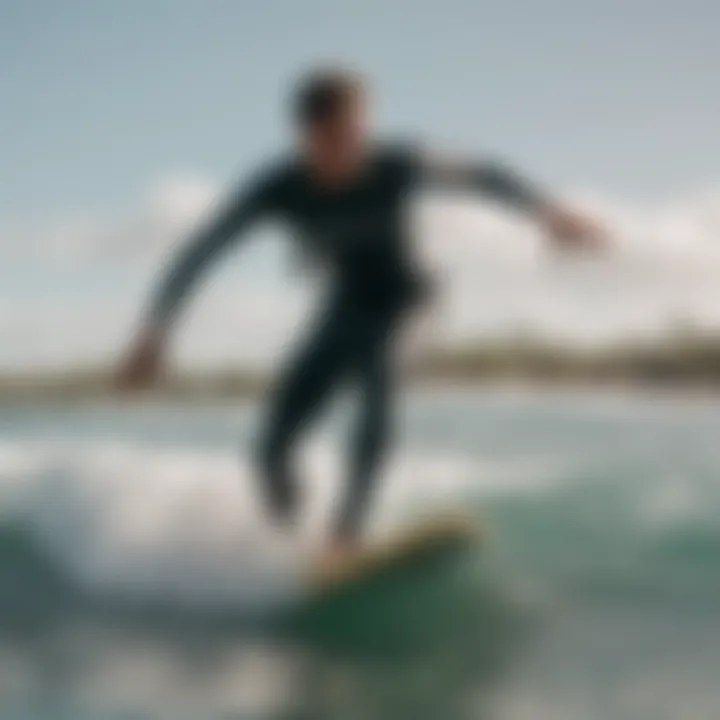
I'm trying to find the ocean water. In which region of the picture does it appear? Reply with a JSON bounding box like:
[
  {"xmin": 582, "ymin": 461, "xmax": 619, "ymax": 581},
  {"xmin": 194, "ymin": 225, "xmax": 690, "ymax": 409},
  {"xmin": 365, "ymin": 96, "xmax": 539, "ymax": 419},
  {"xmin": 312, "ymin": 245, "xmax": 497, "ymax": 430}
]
[{"xmin": 1, "ymin": 389, "xmax": 719, "ymax": 720}]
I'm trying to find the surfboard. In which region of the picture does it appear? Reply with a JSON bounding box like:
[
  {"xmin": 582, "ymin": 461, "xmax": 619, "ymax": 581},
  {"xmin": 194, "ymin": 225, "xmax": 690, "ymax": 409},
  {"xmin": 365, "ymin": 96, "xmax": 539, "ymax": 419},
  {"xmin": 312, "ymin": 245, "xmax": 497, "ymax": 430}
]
[{"xmin": 304, "ymin": 511, "xmax": 480, "ymax": 599}]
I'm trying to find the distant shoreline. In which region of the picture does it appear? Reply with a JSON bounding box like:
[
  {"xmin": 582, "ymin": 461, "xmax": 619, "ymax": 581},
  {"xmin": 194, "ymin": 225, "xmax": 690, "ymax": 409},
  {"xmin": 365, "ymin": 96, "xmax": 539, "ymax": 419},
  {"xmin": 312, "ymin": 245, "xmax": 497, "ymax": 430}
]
[
  {"xmin": 3, "ymin": 362, "xmax": 720, "ymax": 405},
  {"xmin": 4, "ymin": 325, "xmax": 720, "ymax": 403}
]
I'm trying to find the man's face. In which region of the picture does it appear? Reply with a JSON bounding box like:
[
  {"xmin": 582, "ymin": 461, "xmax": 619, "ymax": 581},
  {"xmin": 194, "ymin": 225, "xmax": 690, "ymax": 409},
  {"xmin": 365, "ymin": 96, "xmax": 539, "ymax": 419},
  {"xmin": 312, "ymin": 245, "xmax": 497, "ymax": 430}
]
[{"xmin": 304, "ymin": 89, "xmax": 367, "ymax": 176}]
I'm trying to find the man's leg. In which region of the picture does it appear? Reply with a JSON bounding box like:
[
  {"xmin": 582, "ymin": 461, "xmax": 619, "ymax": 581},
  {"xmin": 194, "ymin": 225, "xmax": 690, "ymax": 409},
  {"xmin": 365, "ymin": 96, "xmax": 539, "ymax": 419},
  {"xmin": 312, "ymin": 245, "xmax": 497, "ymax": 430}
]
[
  {"xmin": 334, "ymin": 315, "xmax": 396, "ymax": 543},
  {"xmin": 256, "ymin": 303, "xmax": 355, "ymax": 528}
]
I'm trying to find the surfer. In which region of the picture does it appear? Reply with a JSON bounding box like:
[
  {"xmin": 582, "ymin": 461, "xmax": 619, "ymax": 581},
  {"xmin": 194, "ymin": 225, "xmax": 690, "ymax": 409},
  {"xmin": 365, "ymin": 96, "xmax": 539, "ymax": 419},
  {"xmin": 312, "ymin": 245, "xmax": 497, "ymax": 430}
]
[{"xmin": 117, "ymin": 68, "xmax": 605, "ymax": 567}]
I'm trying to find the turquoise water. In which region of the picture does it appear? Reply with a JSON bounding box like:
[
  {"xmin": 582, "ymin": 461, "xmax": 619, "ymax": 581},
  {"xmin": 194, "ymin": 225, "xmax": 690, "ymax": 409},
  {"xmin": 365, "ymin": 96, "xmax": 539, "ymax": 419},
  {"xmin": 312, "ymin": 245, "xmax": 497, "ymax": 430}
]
[{"xmin": 1, "ymin": 389, "xmax": 719, "ymax": 719}]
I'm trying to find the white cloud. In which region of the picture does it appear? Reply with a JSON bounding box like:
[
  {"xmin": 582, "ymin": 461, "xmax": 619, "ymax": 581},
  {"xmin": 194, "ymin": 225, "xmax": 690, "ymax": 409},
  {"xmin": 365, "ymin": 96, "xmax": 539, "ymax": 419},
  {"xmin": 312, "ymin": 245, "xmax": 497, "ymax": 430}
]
[
  {"xmin": 2, "ymin": 176, "xmax": 720, "ymax": 369},
  {"xmin": 413, "ymin": 190, "xmax": 720, "ymax": 346},
  {"xmin": 0, "ymin": 176, "xmax": 218, "ymax": 264}
]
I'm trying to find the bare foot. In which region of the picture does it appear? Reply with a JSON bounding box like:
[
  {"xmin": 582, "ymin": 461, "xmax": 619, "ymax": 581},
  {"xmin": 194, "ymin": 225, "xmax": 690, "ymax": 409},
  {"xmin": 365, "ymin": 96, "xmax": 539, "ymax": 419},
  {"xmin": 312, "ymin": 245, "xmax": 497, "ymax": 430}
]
[{"xmin": 314, "ymin": 540, "xmax": 361, "ymax": 582}]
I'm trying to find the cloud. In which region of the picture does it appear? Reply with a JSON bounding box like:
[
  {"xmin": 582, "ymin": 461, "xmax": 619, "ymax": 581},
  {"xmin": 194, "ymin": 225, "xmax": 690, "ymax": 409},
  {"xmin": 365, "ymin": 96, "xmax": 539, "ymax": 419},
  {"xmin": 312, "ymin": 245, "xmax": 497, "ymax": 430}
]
[
  {"xmin": 0, "ymin": 175, "xmax": 218, "ymax": 264},
  {"xmin": 413, "ymin": 190, "xmax": 720, "ymax": 345},
  {"xmin": 2, "ymin": 175, "xmax": 720, "ymax": 368}
]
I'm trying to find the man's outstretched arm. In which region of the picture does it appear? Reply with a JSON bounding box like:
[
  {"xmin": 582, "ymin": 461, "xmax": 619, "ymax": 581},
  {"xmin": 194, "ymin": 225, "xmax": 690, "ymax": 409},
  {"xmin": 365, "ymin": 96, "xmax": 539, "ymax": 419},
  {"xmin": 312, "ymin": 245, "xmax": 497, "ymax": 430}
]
[
  {"xmin": 416, "ymin": 150, "xmax": 606, "ymax": 251},
  {"xmin": 148, "ymin": 198, "xmax": 258, "ymax": 330},
  {"xmin": 116, "ymin": 175, "xmax": 275, "ymax": 390}
]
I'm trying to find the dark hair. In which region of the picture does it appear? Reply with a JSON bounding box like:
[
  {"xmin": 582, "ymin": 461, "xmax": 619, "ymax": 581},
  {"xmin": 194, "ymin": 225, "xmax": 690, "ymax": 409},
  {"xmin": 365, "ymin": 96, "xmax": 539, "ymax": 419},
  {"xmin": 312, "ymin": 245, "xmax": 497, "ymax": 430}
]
[{"xmin": 292, "ymin": 68, "xmax": 362, "ymax": 128}]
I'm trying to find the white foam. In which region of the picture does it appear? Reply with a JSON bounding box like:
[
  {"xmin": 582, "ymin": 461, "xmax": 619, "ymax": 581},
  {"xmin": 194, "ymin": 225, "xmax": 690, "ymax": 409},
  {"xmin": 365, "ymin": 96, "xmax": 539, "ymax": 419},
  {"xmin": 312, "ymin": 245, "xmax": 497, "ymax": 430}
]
[{"xmin": 0, "ymin": 437, "xmax": 487, "ymax": 610}]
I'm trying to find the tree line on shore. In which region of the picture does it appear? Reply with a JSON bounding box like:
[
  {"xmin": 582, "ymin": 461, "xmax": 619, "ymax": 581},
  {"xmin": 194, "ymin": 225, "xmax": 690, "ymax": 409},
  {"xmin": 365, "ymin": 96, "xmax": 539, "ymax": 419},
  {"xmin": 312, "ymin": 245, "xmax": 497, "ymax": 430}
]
[{"xmin": 3, "ymin": 322, "xmax": 720, "ymax": 401}]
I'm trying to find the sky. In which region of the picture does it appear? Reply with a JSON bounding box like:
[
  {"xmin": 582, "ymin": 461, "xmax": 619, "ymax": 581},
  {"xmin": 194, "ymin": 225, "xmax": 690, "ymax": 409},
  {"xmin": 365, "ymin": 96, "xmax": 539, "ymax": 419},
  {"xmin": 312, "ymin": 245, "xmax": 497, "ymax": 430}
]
[{"xmin": 2, "ymin": 0, "xmax": 720, "ymax": 369}]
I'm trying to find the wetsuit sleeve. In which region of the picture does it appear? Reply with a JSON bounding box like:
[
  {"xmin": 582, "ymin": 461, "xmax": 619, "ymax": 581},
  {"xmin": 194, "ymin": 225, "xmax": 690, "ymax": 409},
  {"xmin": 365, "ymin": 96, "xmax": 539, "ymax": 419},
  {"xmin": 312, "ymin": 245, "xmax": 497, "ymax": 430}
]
[
  {"xmin": 412, "ymin": 147, "xmax": 548, "ymax": 213},
  {"xmin": 146, "ymin": 168, "xmax": 281, "ymax": 330}
]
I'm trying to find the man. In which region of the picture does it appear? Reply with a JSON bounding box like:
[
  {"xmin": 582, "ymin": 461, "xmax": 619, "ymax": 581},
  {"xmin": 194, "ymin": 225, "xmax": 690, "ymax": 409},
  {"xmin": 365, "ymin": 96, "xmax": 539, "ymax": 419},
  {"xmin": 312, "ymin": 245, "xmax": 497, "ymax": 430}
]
[{"xmin": 117, "ymin": 68, "xmax": 604, "ymax": 565}]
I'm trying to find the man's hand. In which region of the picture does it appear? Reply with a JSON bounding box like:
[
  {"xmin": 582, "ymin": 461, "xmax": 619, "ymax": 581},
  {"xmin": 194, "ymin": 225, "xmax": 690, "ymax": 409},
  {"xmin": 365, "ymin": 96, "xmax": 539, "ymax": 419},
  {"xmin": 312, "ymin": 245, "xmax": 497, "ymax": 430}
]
[
  {"xmin": 540, "ymin": 204, "xmax": 607, "ymax": 254},
  {"xmin": 115, "ymin": 325, "xmax": 166, "ymax": 393}
]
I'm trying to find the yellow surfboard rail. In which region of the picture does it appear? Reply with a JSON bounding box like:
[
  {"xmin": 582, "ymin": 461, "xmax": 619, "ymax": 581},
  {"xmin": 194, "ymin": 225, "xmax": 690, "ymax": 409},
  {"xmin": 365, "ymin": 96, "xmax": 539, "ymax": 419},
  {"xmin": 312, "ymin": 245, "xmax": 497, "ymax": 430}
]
[{"xmin": 306, "ymin": 511, "xmax": 480, "ymax": 594}]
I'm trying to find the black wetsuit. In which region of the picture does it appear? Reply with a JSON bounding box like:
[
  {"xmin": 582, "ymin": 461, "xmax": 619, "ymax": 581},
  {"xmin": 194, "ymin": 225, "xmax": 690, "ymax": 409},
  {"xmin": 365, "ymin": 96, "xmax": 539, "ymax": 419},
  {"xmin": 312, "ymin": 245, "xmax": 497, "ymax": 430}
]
[{"xmin": 148, "ymin": 142, "xmax": 544, "ymax": 539}]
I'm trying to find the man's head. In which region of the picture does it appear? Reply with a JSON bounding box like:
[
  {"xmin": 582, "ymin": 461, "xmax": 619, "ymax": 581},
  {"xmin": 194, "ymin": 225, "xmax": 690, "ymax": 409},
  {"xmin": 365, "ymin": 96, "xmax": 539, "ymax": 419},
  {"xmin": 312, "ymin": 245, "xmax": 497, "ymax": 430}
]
[{"xmin": 292, "ymin": 68, "xmax": 367, "ymax": 179}]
